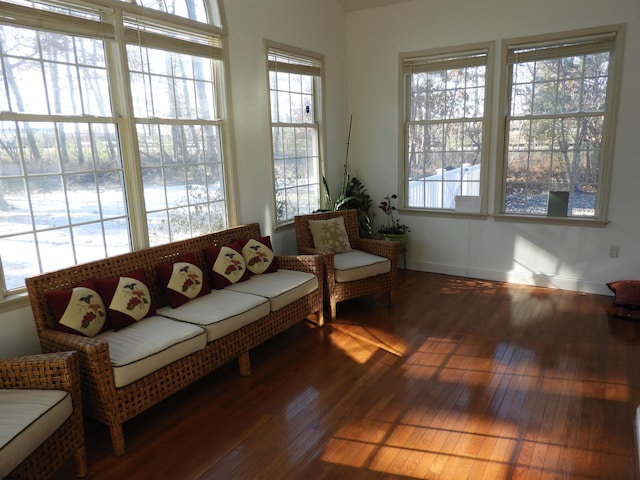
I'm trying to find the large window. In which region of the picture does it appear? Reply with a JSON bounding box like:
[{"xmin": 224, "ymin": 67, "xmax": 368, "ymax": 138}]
[
  {"xmin": 267, "ymin": 44, "xmax": 323, "ymax": 224},
  {"xmin": 403, "ymin": 44, "xmax": 492, "ymax": 212},
  {"xmin": 0, "ymin": 0, "xmax": 228, "ymax": 297},
  {"xmin": 500, "ymin": 27, "xmax": 623, "ymax": 219}
]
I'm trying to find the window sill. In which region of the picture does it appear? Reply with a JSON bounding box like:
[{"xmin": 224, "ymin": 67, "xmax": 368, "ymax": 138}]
[
  {"xmin": 0, "ymin": 291, "xmax": 30, "ymax": 314},
  {"xmin": 493, "ymin": 213, "xmax": 609, "ymax": 227},
  {"xmin": 400, "ymin": 208, "xmax": 489, "ymax": 220}
]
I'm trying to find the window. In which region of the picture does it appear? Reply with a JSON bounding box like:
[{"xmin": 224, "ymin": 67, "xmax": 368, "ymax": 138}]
[
  {"xmin": 402, "ymin": 44, "xmax": 492, "ymax": 212},
  {"xmin": 125, "ymin": 18, "xmax": 228, "ymax": 245},
  {"xmin": 267, "ymin": 44, "xmax": 323, "ymax": 224},
  {"xmin": 500, "ymin": 27, "xmax": 623, "ymax": 219},
  {"xmin": 0, "ymin": 0, "xmax": 228, "ymax": 297}
]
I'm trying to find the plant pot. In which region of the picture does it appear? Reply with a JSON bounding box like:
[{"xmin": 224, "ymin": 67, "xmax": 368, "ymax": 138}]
[{"xmin": 380, "ymin": 232, "xmax": 408, "ymax": 248}]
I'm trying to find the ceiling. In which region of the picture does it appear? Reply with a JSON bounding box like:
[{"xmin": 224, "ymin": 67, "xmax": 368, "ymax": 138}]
[{"xmin": 339, "ymin": 0, "xmax": 413, "ymax": 12}]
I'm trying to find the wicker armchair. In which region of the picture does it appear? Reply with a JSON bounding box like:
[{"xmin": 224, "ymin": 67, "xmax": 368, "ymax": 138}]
[
  {"xmin": 294, "ymin": 209, "xmax": 399, "ymax": 321},
  {"xmin": 0, "ymin": 351, "xmax": 87, "ymax": 479}
]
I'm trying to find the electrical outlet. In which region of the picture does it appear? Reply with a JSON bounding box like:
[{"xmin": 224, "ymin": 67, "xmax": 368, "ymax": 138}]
[{"xmin": 608, "ymin": 245, "xmax": 619, "ymax": 258}]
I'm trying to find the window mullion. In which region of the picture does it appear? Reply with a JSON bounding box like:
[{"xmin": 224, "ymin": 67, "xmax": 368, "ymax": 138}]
[{"xmin": 106, "ymin": 11, "xmax": 148, "ymax": 249}]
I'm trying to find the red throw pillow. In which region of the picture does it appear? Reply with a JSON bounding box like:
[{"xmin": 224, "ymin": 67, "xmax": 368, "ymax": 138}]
[
  {"xmin": 203, "ymin": 241, "xmax": 250, "ymax": 289},
  {"xmin": 46, "ymin": 279, "xmax": 110, "ymax": 337},
  {"xmin": 234, "ymin": 236, "xmax": 278, "ymax": 275},
  {"xmin": 156, "ymin": 253, "xmax": 211, "ymax": 308},
  {"xmin": 607, "ymin": 280, "xmax": 640, "ymax": 308},
  {"xmin": 95, "ymin": 269, "xmax": 156, "ymax": 331}
]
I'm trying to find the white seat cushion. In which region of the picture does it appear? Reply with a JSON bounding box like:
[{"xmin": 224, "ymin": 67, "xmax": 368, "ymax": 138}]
[
  {"xmin": 225, "ymin": 269, "xmax": 318, "ymax": 311},
  {"xmin": 157, "ymin": 289, "xmax": 270, "ymax": 343},
  {"xmin": 0, "ymin": 389, "xmax": 71, "ymax": 478},
  {"xmin": 96, "ymin": 316, "xmax": 207, "ymax": 388},
  {"xmin": 334, "ymin": 250, "xmax": 390, "ymax": 282}
]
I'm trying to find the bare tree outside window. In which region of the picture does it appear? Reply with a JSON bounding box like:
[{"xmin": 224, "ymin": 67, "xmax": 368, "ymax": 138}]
[
  {"xmin": 403, "ymin": 46, "xmax": 491, "ymax": 211},
  {"xmin": 0, "ymin": 0, "xmax": 227, "ymax": 296},
  {"xmin": 502, "ymin": 30, "xmax": 620, "ymax": 218}
]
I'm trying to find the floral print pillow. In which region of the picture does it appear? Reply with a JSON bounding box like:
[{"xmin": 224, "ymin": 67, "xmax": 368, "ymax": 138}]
[
  {"xmin": 203, "ymin": 242, "xmax": 251, "ymax": 289},
  {"xmin": 46, "ymin": 280, "xmax": 110, "ymax": 337},
  {"xmin": 156, "ymin": 254, "xmax": 211, "ymax": 308},
  {"xmin": 96, "ymin": 269, "xmax": 156, "ymax": 331},
  {"xmin": 236, "ymin": 236, "xmax": 278, "ymax": 275}
]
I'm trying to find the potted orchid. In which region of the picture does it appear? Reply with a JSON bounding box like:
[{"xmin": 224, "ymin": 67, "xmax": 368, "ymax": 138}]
[{"xmin": 378, "ymin": 194, "xmax": 410, "ymax": 246}]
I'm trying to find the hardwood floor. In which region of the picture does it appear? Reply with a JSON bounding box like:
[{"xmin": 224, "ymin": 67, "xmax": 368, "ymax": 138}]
[{"xmin": 57, "ymin": 271, "xmax": 640, "ymax": 479}]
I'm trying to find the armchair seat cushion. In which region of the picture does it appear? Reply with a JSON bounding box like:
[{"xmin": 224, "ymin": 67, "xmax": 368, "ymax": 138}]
[
  {"xmin": 226, "ymin": 269, "xmax": 318, "ymax": 311},
  {"xmin": 96, "ymin": 316, "xmax": 207, "ymax": 388},
  {"xmin": 157, "ymin": 289, "xmax": 270, "ymax": 342},
  {"xmin": 0, "ymin": 389, "xmax": 71, "ymax": 478},
  {"xmin": 334, "ymin": 250, "xmax": 391, "ymax": 283}
]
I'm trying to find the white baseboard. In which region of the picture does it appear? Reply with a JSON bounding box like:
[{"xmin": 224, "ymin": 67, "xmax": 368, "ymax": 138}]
[{"xmin": 408, "ymin": 260, "xmax": 613, "ymax": 296}]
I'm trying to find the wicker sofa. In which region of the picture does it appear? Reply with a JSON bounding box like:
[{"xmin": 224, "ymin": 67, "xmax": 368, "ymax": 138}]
[
  {"xmin": 25, "ymin": 223, "xmax": 323, "ymax": 456},
  {"xmin": 0, "ymin": 351, "xmax": 87, "ymax": 479}
]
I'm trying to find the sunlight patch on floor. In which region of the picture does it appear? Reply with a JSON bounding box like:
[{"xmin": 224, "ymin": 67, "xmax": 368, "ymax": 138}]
[
  {"xmin": 329, "ymin": 323, "xmax": 408, "ymax": 364},
  {"xmin": 320, "ymin": 419, "xmax": 523, "ymax": 479}
]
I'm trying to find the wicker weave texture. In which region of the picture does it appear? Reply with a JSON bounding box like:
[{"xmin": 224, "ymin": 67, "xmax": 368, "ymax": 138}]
[
  {"xmin": 1, "ymin": 351, "xmax": 87, "ymax": 479},
  {"xmin": 294, "ymin": 209, "xmax": 399, "ymax": 320},
  {"xmin": 25, "ymin": 224, "xmax": 323, "ymax": 456}
]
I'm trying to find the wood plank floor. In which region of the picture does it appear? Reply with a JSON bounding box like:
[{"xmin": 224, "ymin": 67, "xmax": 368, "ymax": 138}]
[{"xmin": 57, "ymin": 271, "xmax": 640, "ymax": 479}]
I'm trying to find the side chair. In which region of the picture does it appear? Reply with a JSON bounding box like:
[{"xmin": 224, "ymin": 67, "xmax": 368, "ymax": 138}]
[
  {"xmin": 0, "ymin": 351, "xmax": 88, "ymax": 479},
  {"xmin": 294, "ymin": 209, "xmax": 399, "ymax": 321}
]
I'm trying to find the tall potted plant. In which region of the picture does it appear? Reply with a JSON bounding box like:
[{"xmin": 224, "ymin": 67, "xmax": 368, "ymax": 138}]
[
  {"xmin": 320, "ymin": 116, "xmax": 373, "ymax": 238},
  {"xmin": 378, "ymin": 194, "xmax": 410, "ymax": 247},
  {"xmin": 322, "ymin": 164, "xmax": 373, "ymax": 238}
]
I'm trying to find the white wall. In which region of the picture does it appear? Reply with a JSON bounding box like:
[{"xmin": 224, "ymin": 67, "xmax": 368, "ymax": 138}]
[
  {"xmin": 0, "ymin": 0, "xmax": 349, "ymax": 357},
  {"xmin": 223, "ymin": 0, "xmax": 349, "ymax": 254},
  {"xmin": 346, "ymin": 0, "xmax": 640, "ymax": 294}
]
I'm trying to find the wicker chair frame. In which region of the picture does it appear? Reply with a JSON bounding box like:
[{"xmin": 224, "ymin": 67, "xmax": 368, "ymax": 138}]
[
  {"xmin": 294, "ymin": 209, "xmax": 399, "ymax": 321},
  {"xmin": 1, "ymin": 351, "xmax": 87, "ymax": 479},
  {"xmin": 26, "ymin": 223, "xmax": 323, "ymax": 456}
]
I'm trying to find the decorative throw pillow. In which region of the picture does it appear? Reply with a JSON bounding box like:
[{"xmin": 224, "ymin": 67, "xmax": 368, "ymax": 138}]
[
  {"xmin": 308, "ymin": 217, "xmax": 352, "ymax": 253},
  {"xmin": 46, "ymin": 280, "xmax": 110, "ymax": 337},
  {"xmin": 235, "ymin": 236, "xmax": 278, "ymax": 275},
  {"xmin": 203, "ymin": 241, "xmax": 251, "ymax": 289},
  {"xmin": 607, "ymin": 280, "xmax": 640, "ymax": 308},
  {"xmin": 95, "ymin": 269, "xmax": 156, "ymax": 331},
  {"xmin": 156, "ymin": 253, "xmax": 211, "ymax": 308}
]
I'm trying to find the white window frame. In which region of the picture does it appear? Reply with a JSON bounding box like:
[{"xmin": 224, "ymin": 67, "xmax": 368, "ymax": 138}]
[
  {"xmin": 401, "ymin": 42, "xmax": 493, "ymax": 215},
  {"xmin": 0, "ymin": 0, "xmax": 229, "ymax": 300},
  {"xmin": 266, "ymin": 42, "xmax": 324, "ymax": 225},
  {"xmin": 495, "ymin": 25, "xmax": 624, "ymax": 223}
]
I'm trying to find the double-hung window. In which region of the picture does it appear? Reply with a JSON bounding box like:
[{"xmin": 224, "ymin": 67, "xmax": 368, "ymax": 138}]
[
  {"xmin": 125, "ymin": 14, "xmax": 228, "ymax": 245},
  {"xmin": 499, "ymin": 27, "xmax": 623, "ymax": 219},
  {"xmin": 402, "ymin": 44, "xmax": 492, "ymax": 212},
  {"xmin": 267, "ymin": 44, "xmax": 323, "ymax": 224},
  {"xmin": 0, "ymin": 0, "xmax": 228, "ymax": 297}
]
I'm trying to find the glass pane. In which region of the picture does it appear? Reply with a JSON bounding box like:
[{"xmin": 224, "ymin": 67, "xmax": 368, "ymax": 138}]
[
  {"xmin": 132, "ymin": 0, "xmax": 210, "ymax": 24},
  {"xmin": 104, "ymin": 218, "xmax": 131, "ymax": 256},
  {"xmin": 0, "ymin": 178, "xmax": 30, "ymax": 236},
  {"xmin": 38, "ymin": 228, "xmax": 75, "ymax": 272},
  {"xmin": 73, "ymin": 223, "xmax": 106, "ymax": 264},
  {"xmin": 98, "ymin": 174, "xmax": 127, "ymax": 219},
  {"xmin": 5, "ymin": 58, "xmax": 48, "ymax": 114},
  {"xmin": 67, "ymin": 173, "xmax": 100, "ymax": 224},
  {"xmin": 0, "ymin": 234, "xmax": 38, "ymax": 290},
  {"xmin": 148, "ymin": 210, "xmax": 170, "ymax": 246},
  {"xmin": 28, "ymin": 176, "xmax": 67, "ymax": 230}
]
